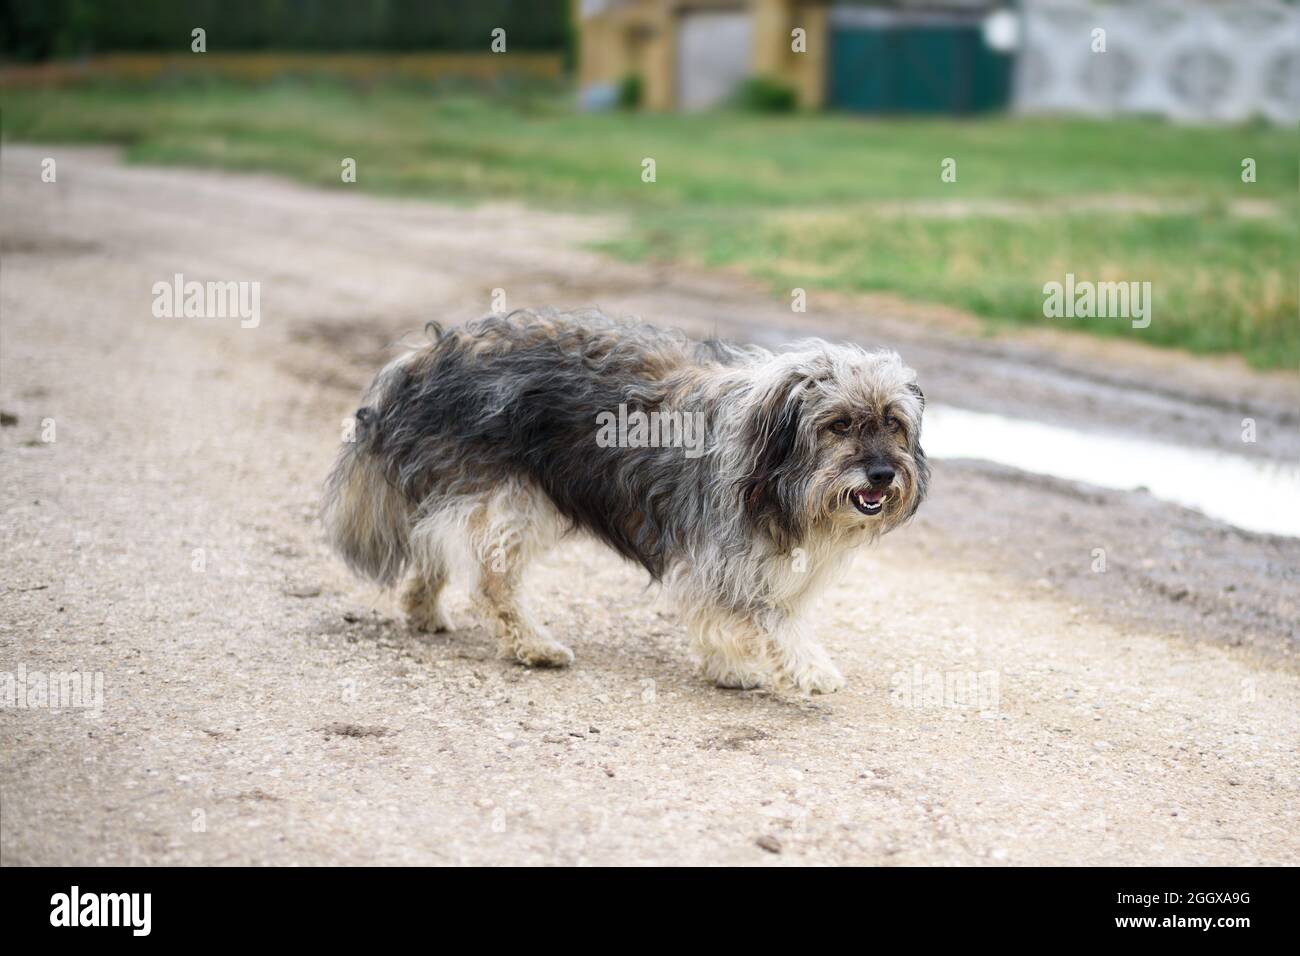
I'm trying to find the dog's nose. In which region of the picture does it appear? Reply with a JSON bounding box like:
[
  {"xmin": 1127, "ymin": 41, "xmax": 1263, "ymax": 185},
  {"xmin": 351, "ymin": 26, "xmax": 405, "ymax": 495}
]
[{"xmin": 867, "ymin": 464, "xmax": 895, "ymax": 486}]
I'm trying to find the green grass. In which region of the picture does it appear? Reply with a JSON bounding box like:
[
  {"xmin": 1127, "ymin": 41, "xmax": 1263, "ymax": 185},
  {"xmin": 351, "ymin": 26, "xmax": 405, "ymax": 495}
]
[{"xmin": 3, "ymin": 81, "xmax": 1296, "ymax": 367}]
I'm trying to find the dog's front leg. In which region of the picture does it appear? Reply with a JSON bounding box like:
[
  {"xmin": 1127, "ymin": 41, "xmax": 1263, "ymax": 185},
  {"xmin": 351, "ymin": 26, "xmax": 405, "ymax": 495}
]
[
  {"xmin": 763, "ymin": 613, "xmax": 844, "ymax": 695},
  {"xmin": 690, "ymin": 607, "xmax": 771, "ymax": 690},
  {"xmin": 691, "ymin": 606, "xmax": 844, "ymax": 694}
]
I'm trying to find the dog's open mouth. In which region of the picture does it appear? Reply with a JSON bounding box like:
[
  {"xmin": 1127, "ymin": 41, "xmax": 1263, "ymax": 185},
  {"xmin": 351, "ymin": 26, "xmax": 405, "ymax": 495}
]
[{"xmin": 851, "ymin": 487, "xmax": 887, "ymax": 516}]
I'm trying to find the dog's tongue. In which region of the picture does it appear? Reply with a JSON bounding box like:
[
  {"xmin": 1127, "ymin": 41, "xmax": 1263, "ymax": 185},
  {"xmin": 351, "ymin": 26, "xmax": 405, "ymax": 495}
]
[{"xmin": 861, "ymin": 488, "xmax": 885, "ymax": 504}]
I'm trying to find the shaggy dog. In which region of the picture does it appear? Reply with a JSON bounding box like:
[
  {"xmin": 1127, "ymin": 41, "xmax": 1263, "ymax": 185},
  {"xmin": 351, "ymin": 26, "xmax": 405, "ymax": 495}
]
[{"xmin": 324, "ymin": 310, "xmax": 928, "ymax": 694}]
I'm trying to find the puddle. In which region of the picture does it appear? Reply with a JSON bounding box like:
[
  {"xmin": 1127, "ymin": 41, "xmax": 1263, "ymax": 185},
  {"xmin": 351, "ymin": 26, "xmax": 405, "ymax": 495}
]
[{"xmin": 924, "ymin": 405, "xmax": 1300, "ymax": 537}]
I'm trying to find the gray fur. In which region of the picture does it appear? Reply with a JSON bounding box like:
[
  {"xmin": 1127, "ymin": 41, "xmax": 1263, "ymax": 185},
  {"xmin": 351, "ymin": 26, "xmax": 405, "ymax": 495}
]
[{"xmin": 322, "ymin": 308, "xmax": 929, "ymax": 693}]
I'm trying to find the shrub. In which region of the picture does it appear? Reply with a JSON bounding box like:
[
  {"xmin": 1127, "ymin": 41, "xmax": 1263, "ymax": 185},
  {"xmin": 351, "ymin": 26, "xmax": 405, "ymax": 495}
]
[
  {"xmin": 617, "ymin": 73, "xmax": 643, "ymax": 110},
  {"xmin": 736, "ymin": 75, "xmax": 797, "ymax": 113}
]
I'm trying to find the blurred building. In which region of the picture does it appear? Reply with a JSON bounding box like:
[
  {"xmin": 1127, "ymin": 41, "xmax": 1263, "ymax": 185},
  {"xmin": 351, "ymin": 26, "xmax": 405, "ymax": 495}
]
[
  {"xmin": 578, "ymin": 0, "xmax": 1014, "ymax": 113},
  {"xmin": 1017, "ymin": 0, "xmax": 1299, "ymax": 125},
  {"xmin": 578, "ymin": 0, "xmax": 1299, "ymax": 123},
  {"xmin": 825, "ymin": 1, "xmax": 1012, "ymax": 113},
  {"xmin": 578, "ymin": 0, "xmax": 829, "ymax": 110}
]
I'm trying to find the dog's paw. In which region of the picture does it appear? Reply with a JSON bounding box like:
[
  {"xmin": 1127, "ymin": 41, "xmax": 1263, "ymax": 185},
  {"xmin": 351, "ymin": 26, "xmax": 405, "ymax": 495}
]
[
  {"xmin": 790, "ymin": 660, "xmax": 845, "ymax": 696},
  {"xmin": 697, "ymin": 653, "xmax": 769, "ymax": 690},
  {"xmin": 406, "ymin": 609, "xmax": 453, "ymax": 634},
  {"xmin": 712, "ymin": 671, "xmax": 766, "ymax": 690},
  {"xmin": 511, "ymin": 638, "xmax": 575, "ymax": 669}
]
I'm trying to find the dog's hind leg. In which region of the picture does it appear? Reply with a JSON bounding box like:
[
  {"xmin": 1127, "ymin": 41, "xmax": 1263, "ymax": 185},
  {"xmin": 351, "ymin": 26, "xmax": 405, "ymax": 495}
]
[
  {"xmin": 468, "ymin": 484, "xmax": 573, "ymax": 668},
  {"xmin": 403, "ymin": 504, "xmax": 456, "ymax": 633},
  {"xmin": 401, "ymin": 556, "xmax": 452, "ymax": 634}
]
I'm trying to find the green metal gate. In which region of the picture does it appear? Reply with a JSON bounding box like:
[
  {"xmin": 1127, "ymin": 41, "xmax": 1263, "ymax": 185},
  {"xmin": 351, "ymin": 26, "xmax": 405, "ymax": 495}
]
[{"xmin": 828, "ymin": 13, "xmax": 1013, "ymax": 115}]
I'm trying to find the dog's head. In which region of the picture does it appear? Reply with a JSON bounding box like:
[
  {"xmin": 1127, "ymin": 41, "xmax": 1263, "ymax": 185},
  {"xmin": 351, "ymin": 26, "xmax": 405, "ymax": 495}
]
[{"xmin": 740, "ymin": 345, "xmax": 929, "ymax": 544}]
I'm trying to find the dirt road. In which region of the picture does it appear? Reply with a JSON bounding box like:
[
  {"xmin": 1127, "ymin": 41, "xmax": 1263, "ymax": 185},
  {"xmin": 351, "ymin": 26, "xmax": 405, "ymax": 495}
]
[{"xmin": 2, "ymin": 145, "xmax": 1297, "ymax": 865}]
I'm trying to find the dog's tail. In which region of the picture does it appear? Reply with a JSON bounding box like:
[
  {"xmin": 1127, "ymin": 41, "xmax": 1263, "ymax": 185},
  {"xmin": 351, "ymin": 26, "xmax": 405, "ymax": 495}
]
[
  {"xmin": 322, "ymin": 436, "xmax": 411, "ymax": 587},
  {"xmin": 322, "ymin": 355, "xmax": 419, "ymax": 587}
]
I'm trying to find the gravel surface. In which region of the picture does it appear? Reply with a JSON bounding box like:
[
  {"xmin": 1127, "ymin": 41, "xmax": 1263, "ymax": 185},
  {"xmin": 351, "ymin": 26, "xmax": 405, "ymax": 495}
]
[{"xmin": 2, "ymin": 146, "xmax": 1297, "ymax": 865}]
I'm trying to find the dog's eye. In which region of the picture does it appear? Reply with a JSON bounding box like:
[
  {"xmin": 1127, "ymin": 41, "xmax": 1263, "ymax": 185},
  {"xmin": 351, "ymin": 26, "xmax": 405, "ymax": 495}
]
[
  {"xmin": 828, "ymin": 419, "xmax": 851, "ymax": 435},
  {"xmin": 883, "ymin": 415, "xmax": 900, "ymax": 432}
]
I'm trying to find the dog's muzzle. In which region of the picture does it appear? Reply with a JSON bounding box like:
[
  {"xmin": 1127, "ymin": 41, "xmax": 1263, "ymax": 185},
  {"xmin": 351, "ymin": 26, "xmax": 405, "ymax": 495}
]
[{"xmin": 851, "ymin": 487, "xmax": 887, "ymax": 516}]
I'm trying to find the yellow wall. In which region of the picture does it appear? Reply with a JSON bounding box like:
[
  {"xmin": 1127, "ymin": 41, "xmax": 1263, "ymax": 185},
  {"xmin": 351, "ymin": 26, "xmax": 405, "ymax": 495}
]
[
  {"xmin": 753, "ymin": 0, "xmax": 827, "ymax": 108},
  {"xmin": 576, "ymin": 1, "xmax": 674, "ymax": 110},
  {"xmin": 793, "ymin": 2, "xmax": 828, "ymax": 108},
  {"xmin": 579, "ymin": 0, "xmax": 828, "ymax": 111}
]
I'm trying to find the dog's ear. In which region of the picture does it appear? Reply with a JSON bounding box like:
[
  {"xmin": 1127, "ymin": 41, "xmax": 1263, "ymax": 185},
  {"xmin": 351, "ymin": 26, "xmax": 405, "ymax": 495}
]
[
  {"xmin": 740, "ymin": 370, "xmax": 809, "ymax": 544},
  {"xmin": 903, "ymin": 380, "xmax": 930, "ymax": 519}
]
